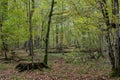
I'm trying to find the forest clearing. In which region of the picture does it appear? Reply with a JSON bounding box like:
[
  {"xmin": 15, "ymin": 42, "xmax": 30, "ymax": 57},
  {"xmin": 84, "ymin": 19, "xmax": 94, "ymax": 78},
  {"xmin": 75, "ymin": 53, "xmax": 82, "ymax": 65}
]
[{"xmin": 1, "ymin": 0, "xmax": 120, "ymax": 80}]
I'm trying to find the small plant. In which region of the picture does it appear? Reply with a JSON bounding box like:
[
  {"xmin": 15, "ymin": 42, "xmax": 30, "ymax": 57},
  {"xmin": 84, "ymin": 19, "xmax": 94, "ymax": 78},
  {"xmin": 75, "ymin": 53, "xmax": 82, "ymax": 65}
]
[
  {"xmin": 64, "ymin": 52, "xmax": 76, "ymax": 63},
  {"xmin": 110, "ymin": 70, "xmax": 120, "ymax": 77},
  {"xmin": 0, "ymin": 63, "xmax": 11, "ymax": 70},
  {"xmin": 78, "ymin": 69, "xmax": 86, "ymax": 74}
]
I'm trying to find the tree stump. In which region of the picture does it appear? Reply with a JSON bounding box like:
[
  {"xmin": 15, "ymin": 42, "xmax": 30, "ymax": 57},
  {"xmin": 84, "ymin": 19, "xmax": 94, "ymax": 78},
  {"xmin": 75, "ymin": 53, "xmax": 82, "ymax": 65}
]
[{"xmin": 15, "ymin": 62, "xmax": 49, "ymax": 72}]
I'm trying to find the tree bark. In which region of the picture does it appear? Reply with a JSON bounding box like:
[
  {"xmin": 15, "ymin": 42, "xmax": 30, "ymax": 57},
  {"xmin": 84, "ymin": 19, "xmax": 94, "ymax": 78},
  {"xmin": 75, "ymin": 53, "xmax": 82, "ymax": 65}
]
[
  {"xmin": 56, "ymin": 24, "xmax": 59, "ymax": 49},
  {"xmin": 44, "ymin": 0, "xmax": 55, "ymax": 65},
  {"xmin": 111, "ymin": 0, "xmax": 120, "ymax": 73},
  {"xmin": 28, "ymin": 0, "xmax": 35, "ymax": 64},
  {"xmin": 98, "ymin": 0, "xmax": 120, "ymax": 74}
]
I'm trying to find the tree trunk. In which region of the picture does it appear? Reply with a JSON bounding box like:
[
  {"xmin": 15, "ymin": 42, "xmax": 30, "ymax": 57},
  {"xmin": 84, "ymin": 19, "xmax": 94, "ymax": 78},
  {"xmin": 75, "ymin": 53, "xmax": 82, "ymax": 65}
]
[
  {"xmin": 60, "ymin": 22, "xmax": 63, "ymax": 50},
  {"xmin": 97, "ymin": 31, "xmax": 104, "ymax": 58},
  {"xmin": 59, "ymin": 1, "xmax": 64, "ymax": 53},
  {"xmin": 105, "ymin": 31, "xmax": 115, "ymax": 69},
  {"xmin": 111, "ymin": 0, "xmax": 120, "ymax": 74},
  {"xmin": 41, "ymin": 20, "xmax": 45, "ymax": 48},
  {"xmin": 2, "ymin": 38, "xmax": 8, "ymax": 60},
  {"xmin": 28, "ymin": 0, "xmax": 35, "ymax": 64},
  {"xmin": 44, "ymin": 0, "xmax": 55, "ymax": 65},
  {"xmin": 98, "ymin": 0, "xmax": 120, "ymax": 75},
  {"xmin": 0, "ymin": 1, "xmax": 8, "ymax": 60},
  {"xmin": 56, "ymin": 24, "xmax": 59, "ymax": 50}
]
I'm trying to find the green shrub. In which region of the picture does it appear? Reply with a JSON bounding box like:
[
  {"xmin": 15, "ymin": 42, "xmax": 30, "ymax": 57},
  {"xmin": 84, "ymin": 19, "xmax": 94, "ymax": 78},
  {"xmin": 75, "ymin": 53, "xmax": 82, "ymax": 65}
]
[{"xmin": 64, "ymin": 52, "xmax": 81, "ymax": 64}]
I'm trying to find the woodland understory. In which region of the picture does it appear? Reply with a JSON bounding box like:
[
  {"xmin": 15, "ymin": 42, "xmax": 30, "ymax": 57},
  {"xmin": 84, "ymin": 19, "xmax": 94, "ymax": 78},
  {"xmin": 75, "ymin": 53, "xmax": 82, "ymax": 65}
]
[{"xmin": 0, "ymin": 0, "xmax": 120, "ymax": 80}]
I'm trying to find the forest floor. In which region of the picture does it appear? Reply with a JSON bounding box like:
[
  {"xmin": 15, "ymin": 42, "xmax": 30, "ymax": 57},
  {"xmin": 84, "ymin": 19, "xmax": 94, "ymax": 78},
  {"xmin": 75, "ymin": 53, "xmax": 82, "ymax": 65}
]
[{"xmin": 0, "ymin": 50, "xmax": 120, "ymax": 80}]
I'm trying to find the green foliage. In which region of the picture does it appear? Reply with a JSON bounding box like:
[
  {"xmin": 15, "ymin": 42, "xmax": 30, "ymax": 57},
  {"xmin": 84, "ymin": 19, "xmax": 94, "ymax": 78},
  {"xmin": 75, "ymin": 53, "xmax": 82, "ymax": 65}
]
[
  {"xmin": 110, "ymin": 71, "xmax": 120, "ymax": 77},
  {"xmin": 0, "ymin": 0, "xmax": 105, "ymax": 51},
  {"xmin": 0, "ymin": 63, "xmax": 12, "ymax": 70},
  {"xmin": 64, "ymin": 52, "xmax": 83, "ymax": 64}
]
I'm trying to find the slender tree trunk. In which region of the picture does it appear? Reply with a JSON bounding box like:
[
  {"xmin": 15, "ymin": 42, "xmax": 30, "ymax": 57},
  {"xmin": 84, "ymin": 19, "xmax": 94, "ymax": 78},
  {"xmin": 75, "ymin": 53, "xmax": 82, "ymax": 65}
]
[
  {"xmin": 0, "ymin": 16, "xmax": 6, "ymax": 58},
  {"xmin": 40, "ymin": 9, "xmax": 46, "ymax": 48},
  {"xmin": 56, "ymin": 24, "xmax": 59, "ymax": 49},
  {"xmin": 59, "ymin": 1, "xmax": 64, "ymax": 52},
  {"xmin": 28, "ymin": 0, "xmax": 35, "ymax": 64},
  {"xmin": 60, "ymin": 22, "xmax": 63, "ymax": 50},
  {"xmin": 111, "ymin": 0, "xmax": 120, "ymax": 73},
  {"xmin": 52, "ymin": 27, "xmax": 55, "ymax": 48},
  {"xmin": 1, "ymin": 38, "xmax": 8, "ymax": 59},
  {"xmin": 105, "ymin": 31, "xmax": 115, "ymax": 69},
  {"xmin": 44, "ymin": 0, "xmax": 55, "ymax": 65},
  {"xmin": 97, "ymin": 31, "xmax": 104, "ymax": 58},
  {"xmin": 0, "ymin": 1, "xmax": 8, "ymax": 60},
  {"xmin": 0, "ymin": 9, "xmax": 3, "ymax": 55},
  {"xmin": 41, "ymin": 20, "xmax": 45, "ymax": 48}
]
